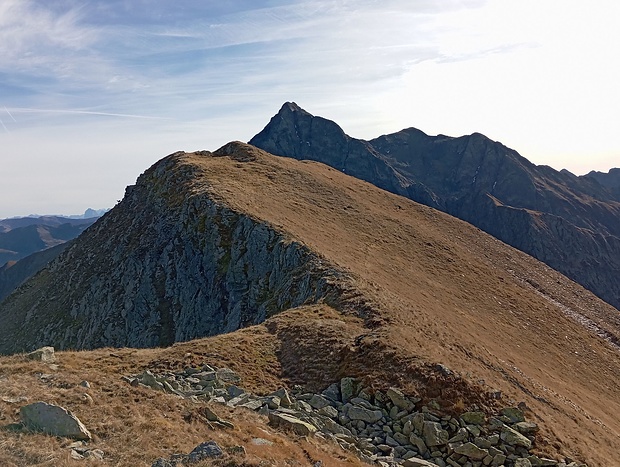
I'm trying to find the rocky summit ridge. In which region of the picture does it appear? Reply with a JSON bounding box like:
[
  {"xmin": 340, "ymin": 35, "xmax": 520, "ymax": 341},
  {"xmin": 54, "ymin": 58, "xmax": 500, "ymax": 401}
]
[
  {"xmin": 250, "ymin": 103, "xmax": 620, "ymax": 311},
  {"xmin": 1, "ymin": 142, "xmax": 620, "ymax": 465}
]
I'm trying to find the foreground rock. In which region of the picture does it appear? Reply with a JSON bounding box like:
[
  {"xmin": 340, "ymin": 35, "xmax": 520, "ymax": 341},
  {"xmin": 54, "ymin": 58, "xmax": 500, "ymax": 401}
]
[{"xmin": 20, "ymin": 402, "xmax": 91, "ymax": 440}]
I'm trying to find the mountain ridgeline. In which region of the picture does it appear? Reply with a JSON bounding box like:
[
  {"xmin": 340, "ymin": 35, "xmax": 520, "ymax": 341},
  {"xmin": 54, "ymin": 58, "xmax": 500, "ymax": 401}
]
[
  {"xmin": 2, "ymin": 142, "xmax": 620, "ymax": 463},
  {"xmin": 250, "ymin": 102, "xmax": 620, "ymax": 311},
  {"xmin": 0, "ymin": 146, "xmax": 350, "ymax": 354}
]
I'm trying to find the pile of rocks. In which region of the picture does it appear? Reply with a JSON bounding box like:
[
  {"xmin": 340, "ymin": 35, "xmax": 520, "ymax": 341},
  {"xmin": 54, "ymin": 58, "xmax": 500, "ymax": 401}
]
[{"xmin": 124, "ymin": 367, "xmax": 586, "ymax": 467}]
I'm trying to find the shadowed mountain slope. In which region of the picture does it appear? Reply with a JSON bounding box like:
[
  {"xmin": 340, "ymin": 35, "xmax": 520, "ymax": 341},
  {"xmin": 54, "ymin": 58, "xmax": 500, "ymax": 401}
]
[
  {"xmin": 0, "ymin": 142, "xmax": 619, "ymax": 464},
  {"xmin": 250, "ymin": 103, "xmax": 620, "ymax": 310},
  {"xmin": 0, "ymin": 216, "xmax": 97, "ymax": 266},
  {"xmin": 586, "ymin": 167, "xmax": 620, "ymax": 201},
  {"xmin": 0, "ymin": 242, "xmax": 70, "ymax": 303}
]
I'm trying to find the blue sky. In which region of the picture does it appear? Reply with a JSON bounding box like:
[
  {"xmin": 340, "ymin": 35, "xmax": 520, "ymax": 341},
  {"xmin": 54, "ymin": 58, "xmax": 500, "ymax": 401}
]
[{"xmin": 1, "ymin": 0, "xmax": 619, "ymax": 218}]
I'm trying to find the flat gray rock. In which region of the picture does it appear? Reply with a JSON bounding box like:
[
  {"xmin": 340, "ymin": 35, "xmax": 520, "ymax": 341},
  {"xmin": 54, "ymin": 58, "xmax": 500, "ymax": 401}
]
[{"xmin": 20, "ymin": 402, "xmax": 91, "ymax": 440}]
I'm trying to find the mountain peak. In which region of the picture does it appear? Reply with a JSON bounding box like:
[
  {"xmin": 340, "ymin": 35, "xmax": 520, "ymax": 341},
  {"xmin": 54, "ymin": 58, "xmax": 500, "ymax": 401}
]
[
  {"xmin": 279, "ymin": 101, "xmax": 307, "ymax": 115},
  {"xmin": 250, "ymin": 104, "xmax": 620, "ymax": 311}
]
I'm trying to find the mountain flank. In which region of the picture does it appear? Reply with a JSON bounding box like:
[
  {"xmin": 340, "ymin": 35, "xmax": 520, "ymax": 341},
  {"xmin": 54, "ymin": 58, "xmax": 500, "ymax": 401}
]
[
  {"xmin": 586, "ymin": 167, "xmax": 620, "ymax": 200},
  {"xmin": 0, "ymin": 242, "xmax": 70, "ymax": 303},
  {"xmin": 0, "ymin": 142, "xmax": 619, "ymax": 464},
  {"xmin": 250, "ymin": 103, "xmax": 620, "ymax": 311}
]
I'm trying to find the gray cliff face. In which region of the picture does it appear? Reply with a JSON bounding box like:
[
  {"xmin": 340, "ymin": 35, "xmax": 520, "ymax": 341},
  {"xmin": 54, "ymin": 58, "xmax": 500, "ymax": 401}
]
[
  {"xmin": 0, "ymin": 151, "xmax": 346, "ymax": 354},
  {"xmin": 250, "ymin": 103, "xmax": 620, "ymax": 310}
]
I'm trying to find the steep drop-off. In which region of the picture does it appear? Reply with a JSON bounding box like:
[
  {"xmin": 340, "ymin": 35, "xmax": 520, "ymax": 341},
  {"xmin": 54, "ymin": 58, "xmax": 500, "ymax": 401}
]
[{"xmin": 250, "ymin": 103, "xmax": 620, "ymax": 310}]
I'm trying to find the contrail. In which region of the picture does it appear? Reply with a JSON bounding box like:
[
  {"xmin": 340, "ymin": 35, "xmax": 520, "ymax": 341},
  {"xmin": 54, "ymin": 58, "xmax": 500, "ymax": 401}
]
[
  {"xmin": 0, "ymin": 119, "xmax": 9, "ymax": 133},
  {"xmin": 3, "ymin": 106, "xmax": 16, "ymax": 122},
  {"xmin": 6, "ymin": 107, "xmax": 169, "ymax": 120}
]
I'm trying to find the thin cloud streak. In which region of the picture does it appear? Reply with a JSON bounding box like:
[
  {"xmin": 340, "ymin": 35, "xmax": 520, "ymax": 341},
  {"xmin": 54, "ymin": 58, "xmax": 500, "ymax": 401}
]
[
  {"xmin": 6, "ymin": 108, "xmax": 172, "ymax": 120},
  {"xmin": 3, "ymin": 107, "xmax": 16, "ymax": 122}
]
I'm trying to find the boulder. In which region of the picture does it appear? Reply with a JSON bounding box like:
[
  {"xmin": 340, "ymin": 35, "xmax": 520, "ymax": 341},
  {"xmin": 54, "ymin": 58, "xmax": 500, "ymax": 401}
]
[
  {"xmin": 348, "ymin": 406, "xmax": 383, "ymax": 423},
  {"xmin": 501, "ymin": 425, "xmax": 532, "ymax": 449},
  {"xmin": 386, "ymin": 387, "xmax": 417, "ymax": 412},
  {"xmin": 26, "ymin": 347, "xmax": 56, "ymax": 363},
  {"xmin": 422, "ymin": 421, "xmax": 449, "ymax": 447},
  {"xmin": 460, "ymin": 411, "xmax": 486, "ymax": 425},
  {"xmin": 454, "ymin": 442, "xmax": 489, "ymax": 461},
  {"xmin": 20, "ymin": 402, "xmax": 91, "ymax": 440},
  {"xmin": 216, "ymin": 368, "xmax": 241, "ymax": 384},
  {"xmin": 515, "ymin": 421, "xmax": 539, "ymax": 434},
  {"xmin": 188, "ymin": 441, "xmax": 224, "ymax": 462},
  {"xmin": 321, "ymin": 383, "xmax": 341, "ymax": 402},
  {"xmin": 308, "ymin": 394, "xmax": 332, "ymax": 410},
  {"xmin": 500, "ymin": 407, "xmax": 525, "ymax": 423},
  {"xmin": 340, "ymin": 377, "xmax": 357, "ymax": 403}
]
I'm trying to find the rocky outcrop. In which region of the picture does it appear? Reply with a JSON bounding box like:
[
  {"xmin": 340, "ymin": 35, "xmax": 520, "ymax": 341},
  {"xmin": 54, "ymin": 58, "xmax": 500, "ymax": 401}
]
[
  {"xmin": 250, "ymin": 103, "xmax": 620, "ymax": 310},
  {"xmin": 0, "ymin": 149, "xmax": 350, "ymax": 354},
  {"xmin": 128, "ymin": 365, "xmax": 584, "ymax": 467}
]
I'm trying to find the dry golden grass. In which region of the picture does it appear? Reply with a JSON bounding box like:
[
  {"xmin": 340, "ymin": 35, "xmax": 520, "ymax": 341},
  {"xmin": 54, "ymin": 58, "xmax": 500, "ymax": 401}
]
[{"xmin": 0, "ymin": 319, "xmax": 365, "ymax": 466}]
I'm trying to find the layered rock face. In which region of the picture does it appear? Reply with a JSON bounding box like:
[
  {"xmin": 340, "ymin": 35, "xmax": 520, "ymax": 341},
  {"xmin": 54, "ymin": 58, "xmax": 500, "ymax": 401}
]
[
  {"xmin": 250, "ymin": 103, "xmax": 620, "ymax": 310},
  {"xmin": 0, "ymin": 148, "xmax": 346, "ymax": 354}
]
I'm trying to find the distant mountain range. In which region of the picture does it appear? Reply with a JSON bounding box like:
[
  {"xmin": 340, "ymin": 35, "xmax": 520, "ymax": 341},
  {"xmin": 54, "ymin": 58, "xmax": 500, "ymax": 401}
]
[
  {"xmin": 0, "ymin": 215, "xmax": 99, "ymax": 266},
  {"xmin": 250, "ymin": 102, "xmax": 620, "ymax": 310},
  {"xmin": 0, "ymin": 212, "xmax": 104, "ymax": 300}
]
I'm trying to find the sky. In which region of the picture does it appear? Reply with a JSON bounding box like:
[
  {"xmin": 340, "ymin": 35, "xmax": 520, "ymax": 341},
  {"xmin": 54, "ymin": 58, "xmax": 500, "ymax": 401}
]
[{"xmin": 1, "ymin": 0, "xmax": 619, "ymax": 218}]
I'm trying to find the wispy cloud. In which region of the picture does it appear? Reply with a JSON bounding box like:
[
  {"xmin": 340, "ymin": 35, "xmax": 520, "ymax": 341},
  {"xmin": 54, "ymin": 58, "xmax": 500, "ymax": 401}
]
[
  {"xmin": 5, "ymin": 107, "xmax": 171, "ymax": 120},
  {"xmin": 3, "ymin": 106, "xmax": 16, "ymax": 122},
  {"xmin": 1, "ymin": 0, "xmax": 618, "ymax": 218}
]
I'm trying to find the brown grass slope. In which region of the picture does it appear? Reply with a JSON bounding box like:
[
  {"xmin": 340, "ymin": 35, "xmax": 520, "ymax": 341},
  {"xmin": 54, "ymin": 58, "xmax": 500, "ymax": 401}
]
[{"xmin": 1, "ymin": 142, "xmax": 619, "ymax": 465}]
